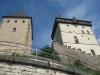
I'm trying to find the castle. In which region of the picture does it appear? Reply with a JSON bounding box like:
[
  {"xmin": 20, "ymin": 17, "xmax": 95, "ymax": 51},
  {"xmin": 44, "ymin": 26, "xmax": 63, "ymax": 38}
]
[
  {"xmin": 0, "ymin": 10, "xmax": 100, "ymax": 74},
  {"xmin": 0, "ymin": 10, "xmax": 33, "ymax": 54},
  {"xmin": 51, "ymin": 15, "xmax": 100, "ymax": 56}
]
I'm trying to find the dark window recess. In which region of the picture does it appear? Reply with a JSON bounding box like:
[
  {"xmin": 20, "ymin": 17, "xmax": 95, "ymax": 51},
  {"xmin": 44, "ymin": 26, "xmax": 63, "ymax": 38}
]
[
  {"xmin": 15, "ymin": 20, "xmax": 17, "ymax": 23},
  {"xmin": 81, "ymin": 30, "xmax": 84, "ymax": 34},
  {"xmin": 87, "ymin": 30, "xmax": 90, "ymax": 34},
  {"xmin": 75, "ymin": 25, "xmax": 77, "ymax": 27},
  {"xmin": 67, "ymin": 25, "xmax": 69, "ymax": 26},
  {"xmin": 23, "ymin": 20, "xmax": 25, "ymax": 23},
  {"xmin": 74, "ymin": 36, "xmax": 79, "ymax": 43},
  {"xmin": 13, "ymin": 28, "xmax": 16, "ymax": 32},
  {"xmin": 82, "ymin": 35, "xmax": 83, "ymax": 37},
  {"xmin": 88, "ymin": 38, "xmax": 90, "ymax": 40},
  {"xmin": 82, "ymin": 26, "xmax": 84, "ymax": 28},
  {"xmin": 7, "ymin": 20, "xmax": 10, "ymax": 23},
  {"xmin": 91, "ymin": 49, "xmax": 96, "ymax": 55}
]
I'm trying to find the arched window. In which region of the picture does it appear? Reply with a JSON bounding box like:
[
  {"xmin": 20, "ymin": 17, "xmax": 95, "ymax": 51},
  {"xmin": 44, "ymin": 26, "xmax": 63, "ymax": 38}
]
[{"xmin": 74, "ymin": 36, "xmax": 79, "ymax": 43}]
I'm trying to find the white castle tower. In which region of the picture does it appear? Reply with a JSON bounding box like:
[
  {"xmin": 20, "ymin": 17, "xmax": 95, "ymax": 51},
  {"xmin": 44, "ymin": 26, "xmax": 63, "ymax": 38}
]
[{"xmin": 51, "ymin": 15, "xmax": 100, "ymax": 55}]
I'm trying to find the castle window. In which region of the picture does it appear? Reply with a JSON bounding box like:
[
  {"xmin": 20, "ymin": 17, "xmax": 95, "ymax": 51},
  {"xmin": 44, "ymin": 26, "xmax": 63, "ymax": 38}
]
[
  {"xmin": 81, "ymin": 30, "xmax": 84, "ymax": 34},
  {"xmin": 87, "ymin": 30, "xmax": 90, "ymax": 34},
  {"xmin": 74, "ymin": 36, "xmax": 79, "ymax": 43},
  {"xmin": 82, "ymin": 26, "xmax": 84, "ymax": 28},
  {"xmin": 23, "ymin": 20, "xmax": 25, "ymax": 23},
  {"xmin": 82, "ymin": 35, "xmax": 83, "ymax": 37},
  {"xmin": 75, "ymin": 25, "xmax": 77, "ymax": 27},
  {"xmin": 88, "ymin": 38, "xmax": 90, "ymax": 40},
  {"xmin": 7, "ymin": 20, "xmax": 10, "ymax": 23},
  {"xmin": 91, "ymin": 49, "xmax": 95, "ymax": 56},
  {"xmin": 12, "ymin": 28, "xmax": 16, "ymax": 32},
  {"xmin": 15, "ymin": 20, "xmax": 17, "ymax": 23},
  {"xmin": 67, "ymin": 25, "xmax": 69, "ymax": 27}
]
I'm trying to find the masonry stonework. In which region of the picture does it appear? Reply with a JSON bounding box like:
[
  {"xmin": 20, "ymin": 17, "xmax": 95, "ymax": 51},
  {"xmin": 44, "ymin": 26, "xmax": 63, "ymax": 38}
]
[
  {"xmin": 52, "ymin": 41, "xmax": 100, "ymax": 69},
  {"xmin": 0, "ymin": 10, "xmax": 33, "ymax": 54}
]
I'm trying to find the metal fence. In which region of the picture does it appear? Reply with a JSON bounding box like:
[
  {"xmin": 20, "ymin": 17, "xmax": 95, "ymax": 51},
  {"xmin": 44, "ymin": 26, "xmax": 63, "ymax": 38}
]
[{"xmin": 0, "ymin": 41, "xmax": 99, "ymax": 74}]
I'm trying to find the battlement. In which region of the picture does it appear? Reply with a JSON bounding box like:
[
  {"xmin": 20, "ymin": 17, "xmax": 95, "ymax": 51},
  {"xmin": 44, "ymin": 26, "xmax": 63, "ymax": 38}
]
[{"xmin": 52, "ymin": 41, "xmax": 100, "ymax": 69}]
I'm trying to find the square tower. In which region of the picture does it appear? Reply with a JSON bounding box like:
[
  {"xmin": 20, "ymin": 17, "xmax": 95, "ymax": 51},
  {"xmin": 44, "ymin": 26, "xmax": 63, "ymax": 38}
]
[
  {"xmin": 0, "ymin": 10, "xmax": 33, "ymax": 54},
  {"xmin": 51, "ymin": 17, "xmax": 100, "ymax": 55}
]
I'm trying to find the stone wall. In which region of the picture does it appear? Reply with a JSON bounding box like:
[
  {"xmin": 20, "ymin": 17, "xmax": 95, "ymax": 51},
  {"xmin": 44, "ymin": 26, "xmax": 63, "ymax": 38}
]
[
  {"xmin": 0, "ymin": 62, "xmax": 69, "ymax": 75},
  {"xmin": 52, "ymin": 41, "xmax": 100, "ymax": 69},
  {"xmin": 0, "ymin": 55, "xmax": 87, "ymax": 75}
]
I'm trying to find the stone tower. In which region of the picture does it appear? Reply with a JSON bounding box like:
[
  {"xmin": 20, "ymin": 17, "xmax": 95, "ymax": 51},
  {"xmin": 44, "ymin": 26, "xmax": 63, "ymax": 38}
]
[
  {"xmin": 51, "ymin": 16, "xmax": 100, "ymax": 55},
  {"xmin": 0, "ymin": 10, "xmax": 33, "ymax": 54}
]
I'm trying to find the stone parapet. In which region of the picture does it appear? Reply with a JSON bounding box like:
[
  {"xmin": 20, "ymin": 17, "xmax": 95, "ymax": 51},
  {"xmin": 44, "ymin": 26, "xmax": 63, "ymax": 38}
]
[{"xmin": 0, "ymin": 55, "xmax": 87, "ymax": 75}]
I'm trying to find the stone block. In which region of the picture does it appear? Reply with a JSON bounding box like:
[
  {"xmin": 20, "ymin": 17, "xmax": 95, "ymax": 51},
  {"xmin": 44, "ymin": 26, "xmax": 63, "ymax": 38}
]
[
  {"xmin": 6, "ymin": 72, "xmax": 14, "ymax": 75},
  {"xmin": 11, "ymin": 69, "xmax": 21, "ymax": 73},
  {"xmin": 56, "ymin": 71, "xmax": 61, "ymax": 75},
  {"xmin": 28, "ymin": 68, "xmax": 36, "ymax": 72},
  {"xmin": 4, "ymin": 64, "xmax": 9, "ymax": 68},
  {"xmin": 24, "ymin": 67, "xmax": 29, "ymax": 71},
  {"xmin": 0, "ymin": 64, "xmax": 4, "ymax": 68},
  {"xmin": 37, "ymin": 68, "xmax": 46, "ymax": 74},
  {"xmin": 0, "ymin": 70, "xmax": 5, "ymax": 74}
]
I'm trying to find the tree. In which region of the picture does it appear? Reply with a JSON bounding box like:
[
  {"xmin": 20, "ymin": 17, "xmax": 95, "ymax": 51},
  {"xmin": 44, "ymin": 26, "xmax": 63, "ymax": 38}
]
[{"xmin": 39, "ymin": 45, "xmax": 61, "ymax": 61}]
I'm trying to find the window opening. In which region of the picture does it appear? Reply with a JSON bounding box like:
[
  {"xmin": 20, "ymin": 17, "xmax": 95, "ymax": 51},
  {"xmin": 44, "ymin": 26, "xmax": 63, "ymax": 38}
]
[
  {"xmin": 13, "ymin": 28, "xmax": 16, "ymax": 32},
  {"xmin": 88, "ymin": 38, "xmax": 90, "ymax": 40},
  {"xmin": 81, "ymin": 30, "xmax": 84, "ymax": 34},
  {"xmin": 74, "ymin": 36, "xmax": 79, "ymax": 43},
  {"xmin": 15, "ymin": 20, "xmax": 17, "ymax": 23},
  {"xmin": 7, "ymin": 20, "xmax": 10, "ymax": 23},
  {"xmin": 23, "ymin": 20, "xmax": 25, "ymax": 23},
  {"xmin": 75, "ymin": 25, "xmax": 77, "ymax": 27},
  {"xmin": 91, "ymin": 49, "xmax": 95, "ymax": 55},
  {"xmin": 87, "ymin": 30, "xmax": 90, "ymax": 34}
]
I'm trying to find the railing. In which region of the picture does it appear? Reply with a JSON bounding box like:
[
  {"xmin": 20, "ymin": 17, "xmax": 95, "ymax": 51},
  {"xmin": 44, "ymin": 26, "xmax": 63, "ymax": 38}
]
[{"xmin": 0, "ymin": 41, "xmax": 100, "ymax": 75}]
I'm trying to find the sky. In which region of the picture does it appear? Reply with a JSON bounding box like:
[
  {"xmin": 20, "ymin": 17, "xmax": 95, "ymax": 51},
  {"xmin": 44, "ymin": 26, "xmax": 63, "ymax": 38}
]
[{"xmin": 0, "ymin": 0, "xmax": 100, "ymax": 48}]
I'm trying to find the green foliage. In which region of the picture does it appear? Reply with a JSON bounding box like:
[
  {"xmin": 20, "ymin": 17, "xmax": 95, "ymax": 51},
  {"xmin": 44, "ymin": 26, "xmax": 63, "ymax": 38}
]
[
  {"xmin": 74, "ymin": 59, "xmax": 84, "ymax": 67},
  {"xmin": 39, "ymin": 45, "xmax": 61, "ymax": 61},
  {"xmin": 73, "ymin": 59, "xmax": 100, "ymax": 75},
  {"xmin": 11, "ymin": 53, "xmax": 32, "ymax": 59}
]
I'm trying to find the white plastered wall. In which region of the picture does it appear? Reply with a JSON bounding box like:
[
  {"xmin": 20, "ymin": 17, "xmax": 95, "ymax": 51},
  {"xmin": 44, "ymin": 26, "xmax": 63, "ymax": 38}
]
[{"xmin": 54, "ymin": 23, "xmax": 100, "ymax": 55}]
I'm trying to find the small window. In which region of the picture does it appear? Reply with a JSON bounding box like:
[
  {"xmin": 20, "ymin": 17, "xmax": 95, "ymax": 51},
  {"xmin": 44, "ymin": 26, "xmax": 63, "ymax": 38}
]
[
  {"xmin": 75, "ymin": 25, "xmax": 77, "ymax": 27},
  {"xmin": 15, "ymin": 20, "xmax": 17, "ymax": 23},
  {"xmin": 82, "ymin": 35, "xmax": 83, "ymax": 37},
  {"xmin": 7, "ymin": 20, "xmax": 10, "ymax": 23},
  {"xmin": 12, "ymin": 28, "xmax": 16, "ymax": 32},
  {"xmin": 91, "ymin": 49, "xmax": 95, "ymax": 55},
  {"xmin": 74, "ymin": 36, "xmax": 79, "ymax": 43},
  {"xmin": 88, "ymin": 38, "xmax": 90, "ymax": 40},
  {"xmin": 81, "ymin": 30, "xmax": 84, "ymax": 34},
  {"xmin": 23, "ymin": 20, "xmax": 25, "ymax": 23},
  {"xmin": 82, "ymin": 26, "xmax": 84, "ymax": 28},
  {"xmin": 67, "ymin": 25, "xmax": 69, "ymax": 27},
  {"xmin": 87, "ymin": 30, "xmax": 90, "ymax": 34}
]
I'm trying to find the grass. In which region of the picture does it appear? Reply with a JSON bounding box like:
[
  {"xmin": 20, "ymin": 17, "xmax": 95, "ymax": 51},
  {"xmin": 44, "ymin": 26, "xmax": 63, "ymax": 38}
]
[{"xmin": 11, "ymin": 53, "xmax": 32, "ymax": 59}]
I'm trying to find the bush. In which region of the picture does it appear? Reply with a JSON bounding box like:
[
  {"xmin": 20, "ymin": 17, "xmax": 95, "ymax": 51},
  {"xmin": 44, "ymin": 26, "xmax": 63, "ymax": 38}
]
[{"xmin": 39, "ymin": 45, "xmax": 61, "ymax": 61}]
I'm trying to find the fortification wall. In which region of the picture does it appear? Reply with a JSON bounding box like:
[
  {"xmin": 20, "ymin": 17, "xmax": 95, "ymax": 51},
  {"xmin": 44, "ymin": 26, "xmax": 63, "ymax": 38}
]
[
  {"xmin": 0, "ymin": 55, "xmax": 87, "ymax": 75},
  {"xmin": 52, "ymin": 41, "xmax": 100, "ymax": 69}
]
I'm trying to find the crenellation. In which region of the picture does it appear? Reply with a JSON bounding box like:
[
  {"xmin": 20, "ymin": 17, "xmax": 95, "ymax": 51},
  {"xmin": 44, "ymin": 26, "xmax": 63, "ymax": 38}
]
[{"xmin": 53, "ymin": 41, "xmax": 100, "ymax": 69}]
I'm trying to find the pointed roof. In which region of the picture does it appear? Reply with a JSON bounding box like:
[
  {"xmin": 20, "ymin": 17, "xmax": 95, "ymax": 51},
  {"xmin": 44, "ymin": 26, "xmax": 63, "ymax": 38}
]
[
  {"xmin": 2, "ymin": 10, "xmax": 31, "ymax": 18},
  {"xmin": 9, "ymin": 10, "xmax": 29, "ymax": 17}
]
